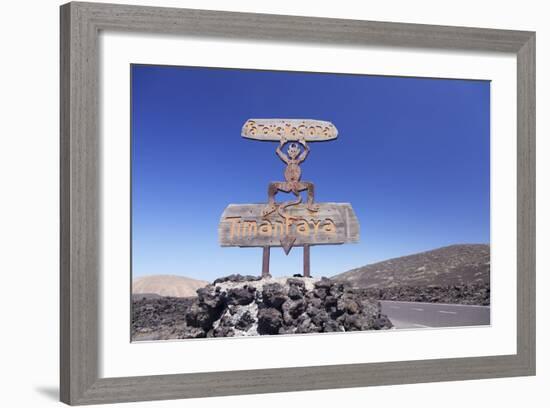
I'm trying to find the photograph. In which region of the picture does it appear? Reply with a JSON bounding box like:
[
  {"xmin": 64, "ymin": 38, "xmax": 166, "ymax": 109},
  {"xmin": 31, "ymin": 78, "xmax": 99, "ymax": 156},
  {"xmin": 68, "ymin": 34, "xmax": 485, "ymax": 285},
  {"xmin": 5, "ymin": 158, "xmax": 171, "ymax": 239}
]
[
  {"xmin": 1, "ymin": 0, "xmax": 541, "ymax": 405},
  {"xmin": 130, "ymin": 64, "xmax": 490, "ymax": 341}
]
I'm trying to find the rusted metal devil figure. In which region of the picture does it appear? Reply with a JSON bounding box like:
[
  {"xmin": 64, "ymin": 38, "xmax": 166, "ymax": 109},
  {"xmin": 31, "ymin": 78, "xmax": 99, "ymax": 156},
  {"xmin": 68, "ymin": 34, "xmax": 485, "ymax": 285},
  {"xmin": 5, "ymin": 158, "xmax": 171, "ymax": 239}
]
[{"xmin": 262, "ymin": 137, "xmax": 319, "ymax": 218}]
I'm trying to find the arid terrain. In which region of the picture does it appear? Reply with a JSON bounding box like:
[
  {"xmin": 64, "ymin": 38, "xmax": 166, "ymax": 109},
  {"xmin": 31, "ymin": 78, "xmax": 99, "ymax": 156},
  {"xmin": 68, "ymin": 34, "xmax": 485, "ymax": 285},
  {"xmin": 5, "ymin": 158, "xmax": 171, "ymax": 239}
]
[
  {"xmin": 334, "ymin": 244, "xmax": 489, "ymax": 288},
  {"xmin": 132, "ymin": 244, "xmax": 490, "ymax": 340},
  {"xmin": 333, "ymin": 244, "xmax": 490, "ymax": 305}
]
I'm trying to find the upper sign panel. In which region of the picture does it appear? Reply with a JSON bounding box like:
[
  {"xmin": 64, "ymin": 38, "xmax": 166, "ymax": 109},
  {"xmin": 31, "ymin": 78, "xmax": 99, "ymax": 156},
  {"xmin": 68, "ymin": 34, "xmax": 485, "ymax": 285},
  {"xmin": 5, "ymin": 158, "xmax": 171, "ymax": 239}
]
[{"xmin": 241, "ymin": 119, "xmax": 338, "ymax": 142}]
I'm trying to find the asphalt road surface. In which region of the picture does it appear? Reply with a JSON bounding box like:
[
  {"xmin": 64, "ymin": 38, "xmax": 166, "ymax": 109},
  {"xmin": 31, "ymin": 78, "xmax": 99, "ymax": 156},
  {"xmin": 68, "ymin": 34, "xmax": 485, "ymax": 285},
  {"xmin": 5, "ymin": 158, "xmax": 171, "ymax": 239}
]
[{"xmin": 380, "ymin": 300, "xmax": 490, "ymax": 329}]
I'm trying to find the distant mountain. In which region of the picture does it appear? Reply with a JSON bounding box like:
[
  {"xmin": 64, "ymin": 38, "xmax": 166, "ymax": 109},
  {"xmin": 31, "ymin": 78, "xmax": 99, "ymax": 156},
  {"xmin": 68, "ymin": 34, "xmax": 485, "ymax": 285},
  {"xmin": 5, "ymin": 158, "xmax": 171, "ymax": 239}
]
[
  {"xmin": 132, "ymin": 275, "xmax": 209, "ymax": 298},
  {"xmin": 333, "ymin": 244, "xmax": 490, "ymax": 289}
]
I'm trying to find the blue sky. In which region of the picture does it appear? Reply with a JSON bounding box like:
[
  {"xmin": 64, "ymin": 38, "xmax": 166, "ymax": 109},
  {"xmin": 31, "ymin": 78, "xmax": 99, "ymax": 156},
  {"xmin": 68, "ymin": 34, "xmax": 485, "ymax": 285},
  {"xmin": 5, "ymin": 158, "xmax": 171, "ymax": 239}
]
[{"xmin": 131, "ymin": 64, "xmax": 490, "ymax": 281}]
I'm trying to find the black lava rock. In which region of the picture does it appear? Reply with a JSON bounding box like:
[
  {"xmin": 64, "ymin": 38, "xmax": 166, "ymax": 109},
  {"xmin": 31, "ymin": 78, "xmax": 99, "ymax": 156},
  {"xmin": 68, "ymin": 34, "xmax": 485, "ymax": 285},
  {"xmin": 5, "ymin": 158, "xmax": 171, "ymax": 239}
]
[
  {"xmin": 226, "ymin": 286, "xmax": 256, "ymax": 306},
  {"xmin": 257, "ymin": 308, "xmax": 283, "ymax": 334},
  {"xmin": 262, "ymin": 283, "xmax": 287, "ymax": 309},
  {"xmin": 213, "ymin": 274, "xmax": 262, "ymax": 284}
]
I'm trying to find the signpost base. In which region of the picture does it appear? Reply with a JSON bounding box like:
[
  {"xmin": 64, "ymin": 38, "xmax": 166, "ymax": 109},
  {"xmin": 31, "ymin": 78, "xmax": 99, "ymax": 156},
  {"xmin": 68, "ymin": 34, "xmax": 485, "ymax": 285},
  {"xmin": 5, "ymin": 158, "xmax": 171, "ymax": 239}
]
[
  {"xmin": 303, "ymin": 244, "xmax": 311, "ymax": 278},
  {"xmin": 261, "ymin": 244, "xmax": 311, "ymax": 278},
  {"xmin": 262, "ymin": 246, "xmax": 271, "ymax": 278}
]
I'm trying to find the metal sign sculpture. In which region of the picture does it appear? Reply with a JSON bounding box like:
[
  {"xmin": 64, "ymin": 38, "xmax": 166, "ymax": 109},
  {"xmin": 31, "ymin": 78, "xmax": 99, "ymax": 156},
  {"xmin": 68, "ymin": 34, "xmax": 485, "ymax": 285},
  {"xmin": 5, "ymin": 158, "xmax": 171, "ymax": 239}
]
[{"xmin": 219, "ymin": 119, "xmax": 359, "ymax": 278}]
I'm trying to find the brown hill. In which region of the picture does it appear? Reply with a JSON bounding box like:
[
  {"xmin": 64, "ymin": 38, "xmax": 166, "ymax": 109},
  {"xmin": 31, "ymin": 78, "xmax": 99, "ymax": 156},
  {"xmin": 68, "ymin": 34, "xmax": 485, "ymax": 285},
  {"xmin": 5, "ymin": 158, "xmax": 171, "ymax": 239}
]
[
  {"xmin": 132, "ymin": 275, "xmax": 208, "ymax": 298},
  {"xmin": 333, "ymin": 244, "xmax": 489, "ymax": 289}
]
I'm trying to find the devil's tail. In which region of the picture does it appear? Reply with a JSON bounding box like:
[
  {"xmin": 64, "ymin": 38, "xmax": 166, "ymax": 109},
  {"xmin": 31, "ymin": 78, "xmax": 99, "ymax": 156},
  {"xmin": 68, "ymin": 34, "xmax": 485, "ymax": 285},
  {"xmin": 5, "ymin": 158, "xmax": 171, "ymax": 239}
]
[{"xmin": 277, "ymin": 194, "xmax": 302, "ymax": 219}]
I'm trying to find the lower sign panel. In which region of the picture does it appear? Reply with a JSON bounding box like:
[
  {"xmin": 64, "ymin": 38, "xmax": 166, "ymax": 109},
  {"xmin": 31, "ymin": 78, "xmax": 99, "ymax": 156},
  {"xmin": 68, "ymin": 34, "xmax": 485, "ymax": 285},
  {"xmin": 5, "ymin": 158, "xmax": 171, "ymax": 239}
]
[{"xmin": 219, "ymin": 203, "xmax": 359, "ymax": 247}]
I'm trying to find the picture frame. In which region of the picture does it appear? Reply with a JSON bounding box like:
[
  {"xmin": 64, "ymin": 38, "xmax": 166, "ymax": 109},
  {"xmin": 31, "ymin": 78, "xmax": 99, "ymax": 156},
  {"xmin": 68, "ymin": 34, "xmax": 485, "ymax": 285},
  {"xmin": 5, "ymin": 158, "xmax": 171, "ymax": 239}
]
[{"xmin": 60, "ymin": 1, "xmax": 535, "ymax": 405}]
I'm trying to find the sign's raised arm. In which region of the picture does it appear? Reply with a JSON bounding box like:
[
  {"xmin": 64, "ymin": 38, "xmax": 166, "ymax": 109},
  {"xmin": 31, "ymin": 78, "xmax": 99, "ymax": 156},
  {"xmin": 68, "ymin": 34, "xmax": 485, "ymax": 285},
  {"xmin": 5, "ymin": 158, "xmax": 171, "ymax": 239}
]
[
  {"xmin": 276, "ymin": 137, "xmax": 289, "ymax": 164},
  {"xmin": 298, "ymin": 138, "xmax": 309, "ymax": 162}
]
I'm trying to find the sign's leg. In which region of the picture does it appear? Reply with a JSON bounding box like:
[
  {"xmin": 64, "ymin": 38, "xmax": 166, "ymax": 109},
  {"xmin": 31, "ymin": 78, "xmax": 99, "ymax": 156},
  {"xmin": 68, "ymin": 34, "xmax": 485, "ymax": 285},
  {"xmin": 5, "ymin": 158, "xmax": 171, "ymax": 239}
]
[
  {"xmin": 303, "ymin": 244, "xmax": 311, "ymax": 277},
  {"xmin": 262, "ymin": 246, "xmax": 271, "ymax": 278}
]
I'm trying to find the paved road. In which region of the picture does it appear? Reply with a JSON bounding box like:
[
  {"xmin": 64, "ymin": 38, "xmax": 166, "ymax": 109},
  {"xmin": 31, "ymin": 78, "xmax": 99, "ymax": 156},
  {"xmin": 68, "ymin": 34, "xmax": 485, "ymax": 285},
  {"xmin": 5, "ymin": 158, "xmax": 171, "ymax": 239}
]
[{"xmin": 379, "ymin": 300, "xmax": 490, "ymax": 329}]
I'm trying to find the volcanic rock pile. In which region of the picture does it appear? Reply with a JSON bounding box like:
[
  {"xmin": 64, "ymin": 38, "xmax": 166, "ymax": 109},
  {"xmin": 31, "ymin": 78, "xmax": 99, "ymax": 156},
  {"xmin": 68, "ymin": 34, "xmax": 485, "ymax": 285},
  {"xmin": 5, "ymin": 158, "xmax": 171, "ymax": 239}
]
[{"xmin": 132, "ymin": 275, "xmax": 393, "ymax": 341}]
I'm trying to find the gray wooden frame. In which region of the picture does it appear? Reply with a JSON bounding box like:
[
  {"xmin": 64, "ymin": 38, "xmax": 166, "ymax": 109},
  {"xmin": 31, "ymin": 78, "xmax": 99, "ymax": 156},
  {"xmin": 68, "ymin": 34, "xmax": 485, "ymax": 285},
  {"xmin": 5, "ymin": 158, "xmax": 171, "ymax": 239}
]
[{"xmin": 60, "ymin": 1, "xmax": 535, "ymax": 405}]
